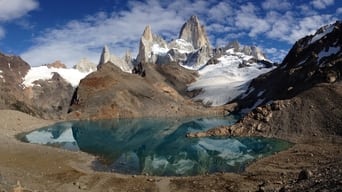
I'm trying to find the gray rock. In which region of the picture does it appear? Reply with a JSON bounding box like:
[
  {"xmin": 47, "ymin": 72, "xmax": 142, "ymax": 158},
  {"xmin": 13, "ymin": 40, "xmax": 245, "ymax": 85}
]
[
  {"xmin": 74, "ymin": 58, "xmax": 96, "ymax": 72},
  {"xmin": 178, "ymin": 15, "xmax": 210, "ymax": 49},
  {"xmin": 136, "ymin": 25, "xmax": 168, "ymax": 64},
  {"xmin": 98, "ymin": 45, "xmax": 133, "ymax": 72},
  {"xmin": 298, "ymin": 169, "xmax": 313, "ymax": 181}
]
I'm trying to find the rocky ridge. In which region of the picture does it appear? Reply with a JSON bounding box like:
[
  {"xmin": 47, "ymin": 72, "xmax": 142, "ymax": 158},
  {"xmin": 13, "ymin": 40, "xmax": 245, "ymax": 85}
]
[
  {"xmin": 134, "ymin": 16, "xmax": 269, "ymax": 70},
  {"xmin": 0, "ymin": 56, "xmax": 86, "ymax": 119},
  {"xmin": 233, "ymin": 20, "xmax": 342, "ymax": 113},
  {"xmin": 68, "ymin": 61, "xmax": 225, "ymax": 120},
  {"xmin": 0, "ymin": 53, "xmax": 31, "ymax": 112},
  {"xmin": 135, "ymin": 16, "xmax": 211, "ymax": 68},
  {"xmin": 187, "ymin": 20, "xmax": 342, "ymax": 142},
  {"xmin": 98, "ymin": 45, "xmax": 133, "ymax": 72}
]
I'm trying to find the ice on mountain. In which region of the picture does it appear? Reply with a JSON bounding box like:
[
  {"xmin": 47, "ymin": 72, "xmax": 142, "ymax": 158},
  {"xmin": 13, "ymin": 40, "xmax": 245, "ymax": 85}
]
[
  {"xmin": 168, "ymin": 39, "xmax": 195, "ymax": 53},
  {"xmin": 188, "ymin": 52, "xmax": 274, "ymax": 106},
  {"xmin": 310, "ymin": 24, "xmax": 334, "ymax": 45},
  {"xmin": 151, "ymin": 44, "xmax": 169, "ymax": 56},
  {"xmin": 240, "ymin": 98, "xmax": 265, "ymax": 114},
  {"xmin": 23, "ymin": 66, "xmax": 93, "ymax": 87},
  {"xmin": 318, "ymin": 46, "xmax": 341, "ymax": 64}
]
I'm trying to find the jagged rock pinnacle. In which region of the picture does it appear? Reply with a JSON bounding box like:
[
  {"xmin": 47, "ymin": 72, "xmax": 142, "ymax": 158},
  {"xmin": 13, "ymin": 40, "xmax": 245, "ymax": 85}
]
[
  {"xmin": 98, "ymin": 45, "xmax": 133, "ymax": 72},
  {"xmin": 136, "ymin": 25, "xmax": 168, "ymax": 64},
  {"xmin": 179, "ymin": 15, "xmax": 210, "ymax": 49},
  {"xmin": 99, "ymin": 45, "xmax": 111, "ymax": 65},
  {"xmin": 142, "ymin": 25, "xmax": 153, "ymax": 41}
]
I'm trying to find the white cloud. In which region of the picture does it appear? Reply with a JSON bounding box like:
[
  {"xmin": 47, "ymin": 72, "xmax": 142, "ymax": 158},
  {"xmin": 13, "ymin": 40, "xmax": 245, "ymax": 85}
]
[
  {"xmin": 262, "ymin": 0, "xmax": 291, "ymax": 11},
  {"xmin": 288, "ymin": 15, "xmax": 335, "ymax": 41},
  {"xmin": 19, "ymin": 0, "xmax": 339, "ymax": 66},
  {"xmin": 208, "ymin": 1, "xmax": 233, "ymax": 21},
  {"xmin": 337, "ymin": 7, "xmax": 342, "ymax": 14},
  {"xmin": 0, "ymin": 0, "xmax": 38, "ymax": 21},
  {"xmin": 0, "ymin": 0, "xmax": 38, "ymax": 40},
  {"xmin": 235, "ymin": 3, "xmax": 271, "ymax": 37},
  {"xmin": 21, "ymin": 0, "xmax": 189, "ymax": 67},
  {"xmin": 297, "ymin": 5, "xmax": 318, "ymax": 16},
  {"xmin": 21, "ymin": 0, "xmax": 232, "ymax": 67},
  {"xmin": 311, "ymin": 0, "xmax": 335, "ymax": 9},
  {"xmin": 0, "ymin": 27, "xmax": 5, "ymax": 39},
  {"xmin": 263, "ymin": 47, "xmax": 288, "ymax": 62}
]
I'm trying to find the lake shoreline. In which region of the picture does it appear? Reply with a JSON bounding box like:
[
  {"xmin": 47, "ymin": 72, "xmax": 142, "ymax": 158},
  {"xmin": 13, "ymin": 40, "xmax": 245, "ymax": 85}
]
[{"xmin": 0, "ymin": 109, "xmax": 341, "ymax": 191}]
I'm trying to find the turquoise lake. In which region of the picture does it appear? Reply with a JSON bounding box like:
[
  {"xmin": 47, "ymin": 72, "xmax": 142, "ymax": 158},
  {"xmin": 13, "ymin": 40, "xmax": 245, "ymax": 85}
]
[{"xmin": 21, "ymin": 116, "xmax": 292, "ymax": 176}]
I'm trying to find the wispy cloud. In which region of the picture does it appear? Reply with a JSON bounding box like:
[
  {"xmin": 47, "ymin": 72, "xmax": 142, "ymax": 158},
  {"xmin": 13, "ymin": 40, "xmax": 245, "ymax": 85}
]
[
  {"xmin": 0, "ymin": 27, "xmax": 5, "ymax": 39},
  {"xmin": 20, "ymin": 0, "xmax": 339, "ymax": 66},
  {"xmin": 0, "ymin": 0, "xmax": 38, "ymax": 39},
  {"xmin": 311, "ymin": 0, "xmax": 335, "ymax": 9},
  {"xmin": 261, "ymin": 0, "xmax": 291, "ymax": 11},
  {"xmin": 0, "ymin": 0, "xmax": 38, "ymax": 21}
]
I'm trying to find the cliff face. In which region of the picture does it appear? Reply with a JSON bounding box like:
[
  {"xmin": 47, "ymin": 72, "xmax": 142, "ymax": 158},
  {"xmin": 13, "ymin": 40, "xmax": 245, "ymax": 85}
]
[
  {"xmin": 179, "ymin": 15, "xmax": 210, "ymax": 49},
  {"xmin": 136, "ymin": 25, "xmax": 168, "ymax": 64},
  {"xmin": 0, "ymin": 53, "xmax": 31, "ymax": 112},
  {"xmin": 0, "ymin": 55, "xmax": 76, "ymax": 119}
]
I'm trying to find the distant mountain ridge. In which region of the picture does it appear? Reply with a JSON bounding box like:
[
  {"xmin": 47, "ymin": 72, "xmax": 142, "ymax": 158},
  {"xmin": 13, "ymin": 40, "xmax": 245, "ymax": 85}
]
[{"xmin": 101, "ymin": 15, "xmax": 270, "ymax": 73}]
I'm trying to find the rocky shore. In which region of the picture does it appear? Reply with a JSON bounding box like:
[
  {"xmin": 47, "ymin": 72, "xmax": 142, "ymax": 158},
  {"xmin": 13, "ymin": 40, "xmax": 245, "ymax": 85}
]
[{"xmin": 0, "ymin": 109, "xmax": 341, "ymax": 192}]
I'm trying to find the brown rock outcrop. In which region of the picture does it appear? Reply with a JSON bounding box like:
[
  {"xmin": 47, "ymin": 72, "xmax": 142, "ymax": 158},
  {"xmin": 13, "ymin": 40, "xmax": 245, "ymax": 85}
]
[
  {"xmin": 46, "ymin": 60, "xmax": 67, "ymax": 69},
  {"xmin": 68, "ymin": 62, "xmax": 223, "ymax": 120}
]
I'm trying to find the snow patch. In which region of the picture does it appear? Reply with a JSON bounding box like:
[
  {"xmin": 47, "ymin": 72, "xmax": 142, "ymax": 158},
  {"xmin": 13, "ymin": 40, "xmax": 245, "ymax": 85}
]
[
  {"xmin": 310, "ymin": 25, "xmax": 334, "ymax": 44},
  {"xmin": 257, "ymin": 90, "xmax": 265, "ymax": 97},
  {"xmin": 240, "ymin": 98, "xmax": 265, "ymax": 114},
  {"xmin": 23, "ymin": 66, "xmax": 93, "ymax": 87},
  {"xmin": 0, "ymin": 70, "xmax": 2, "ymax": 73},
  {"xmin": 169, "ymin": 39, "xmax": 194, "ymax": 54},
  {"xmin": 297, "ymin": 57, "xmax": 309, "ymax": 66},
  {"xmin": 240, "ymin": 86, "xmax": 255, "ymax": 99},
  {"xmin": 152, "ymin": 44, "xmax": 169, "ymax": 56},
  {"xmin": 318, "ymin": 46, "xmax": 341, "ymax": 64}
]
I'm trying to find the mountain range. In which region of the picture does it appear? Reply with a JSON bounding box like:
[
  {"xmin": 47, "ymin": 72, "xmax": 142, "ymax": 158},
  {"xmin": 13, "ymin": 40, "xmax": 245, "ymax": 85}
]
[{"xmin": 0, "ymin": 16, "xmax": 340, "ymax": 123}]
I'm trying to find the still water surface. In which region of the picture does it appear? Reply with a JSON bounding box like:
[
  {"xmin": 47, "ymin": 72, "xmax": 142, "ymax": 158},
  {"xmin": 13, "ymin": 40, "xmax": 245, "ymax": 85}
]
[{"xmin": 21, "ymin": 116, "xmax": 292, "ymax": 176}]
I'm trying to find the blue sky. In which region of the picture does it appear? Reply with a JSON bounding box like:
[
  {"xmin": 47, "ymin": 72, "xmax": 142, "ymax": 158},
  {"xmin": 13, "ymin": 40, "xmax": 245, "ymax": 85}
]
[{"xmin": 0, "ymin": 0, "xmax": 341, "ymax": 67}]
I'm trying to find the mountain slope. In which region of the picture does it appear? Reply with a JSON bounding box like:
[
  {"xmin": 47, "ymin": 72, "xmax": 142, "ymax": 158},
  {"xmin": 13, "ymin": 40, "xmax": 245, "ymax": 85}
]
[
  {"xmin": 188, "ymin": 43, "xmax": 274, "ymax": 106},
  {"xmin": 68, "ymin": 62, "xmax": 223, "ymax": 120},
  {"xmin": 187, "ymin": 20, "xmax": 342, "ymax": 141},
  {"xmin": 233, "ymin": 20, "xmax": 342, "ymax": 113}
]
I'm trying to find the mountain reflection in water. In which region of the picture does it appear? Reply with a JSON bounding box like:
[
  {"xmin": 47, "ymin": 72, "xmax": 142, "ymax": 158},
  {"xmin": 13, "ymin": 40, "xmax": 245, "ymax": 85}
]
[{"xmin": 23, "ymin": 116, "xmax": 292, "ymax": 176}]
